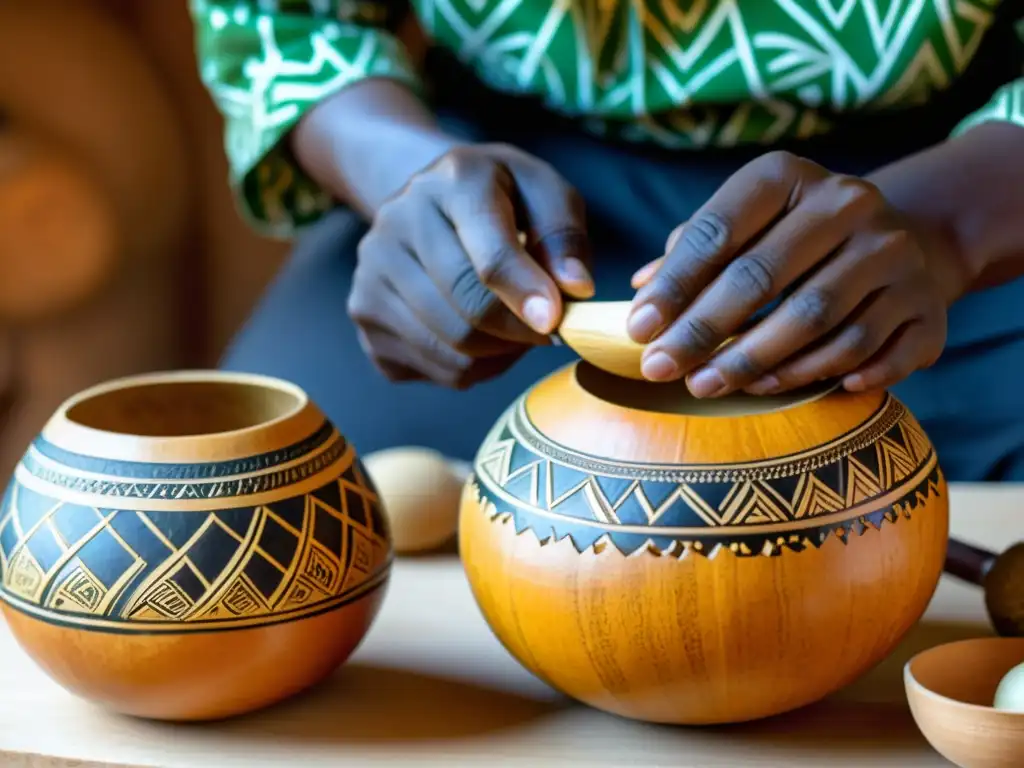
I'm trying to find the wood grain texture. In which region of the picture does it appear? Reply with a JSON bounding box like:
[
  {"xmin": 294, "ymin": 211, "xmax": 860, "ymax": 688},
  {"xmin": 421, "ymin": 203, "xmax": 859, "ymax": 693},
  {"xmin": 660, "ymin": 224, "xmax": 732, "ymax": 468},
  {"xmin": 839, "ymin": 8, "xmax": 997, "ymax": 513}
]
[
  {"xmin": 3, "ymin": 590, "xmax": 385, "ymax": 722},
  {"xmin": 460, "ymin": 362, "xmax": 949, "ymax": 724}
]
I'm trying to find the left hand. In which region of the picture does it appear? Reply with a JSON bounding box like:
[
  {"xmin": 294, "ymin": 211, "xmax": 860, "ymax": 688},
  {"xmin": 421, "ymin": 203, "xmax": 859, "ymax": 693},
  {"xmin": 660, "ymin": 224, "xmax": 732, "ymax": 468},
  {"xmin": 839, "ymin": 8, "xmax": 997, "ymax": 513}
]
[{"xmin": 626, "ymin": 151, "xmax": 968, "ymax": 397}]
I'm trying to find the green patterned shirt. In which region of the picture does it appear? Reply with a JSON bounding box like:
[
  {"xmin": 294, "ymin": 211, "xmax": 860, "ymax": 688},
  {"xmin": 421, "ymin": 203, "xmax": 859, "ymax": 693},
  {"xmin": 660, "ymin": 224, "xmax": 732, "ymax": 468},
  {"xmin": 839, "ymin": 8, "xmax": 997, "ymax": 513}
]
[{"xmin": 189, "ymin": 0, "xmax": 1024, "ymax": 238}]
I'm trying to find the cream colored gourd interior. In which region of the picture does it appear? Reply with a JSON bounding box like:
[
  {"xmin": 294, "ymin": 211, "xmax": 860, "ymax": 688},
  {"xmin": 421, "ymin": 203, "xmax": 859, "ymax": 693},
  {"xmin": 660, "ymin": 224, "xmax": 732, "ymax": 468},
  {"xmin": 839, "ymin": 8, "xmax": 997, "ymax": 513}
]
[{"xmin": 65, "ymin": 379, "xmax": 303, "ymax": 437}]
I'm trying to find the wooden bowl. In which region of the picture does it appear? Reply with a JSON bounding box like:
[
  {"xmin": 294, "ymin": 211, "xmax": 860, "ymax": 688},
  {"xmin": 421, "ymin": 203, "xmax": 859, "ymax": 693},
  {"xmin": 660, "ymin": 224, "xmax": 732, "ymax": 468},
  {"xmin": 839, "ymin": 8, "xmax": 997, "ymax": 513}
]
[
  {"xmin": 460, "ymin": 362, "xmax": 949, "ymax": 725},
  {"xmin": 906, "ymin": 638, "xmax": 1024, "ymax": 767},
  {"xmin": 0, "ymin": 372, "xmax": 392, "ymax": 721}
]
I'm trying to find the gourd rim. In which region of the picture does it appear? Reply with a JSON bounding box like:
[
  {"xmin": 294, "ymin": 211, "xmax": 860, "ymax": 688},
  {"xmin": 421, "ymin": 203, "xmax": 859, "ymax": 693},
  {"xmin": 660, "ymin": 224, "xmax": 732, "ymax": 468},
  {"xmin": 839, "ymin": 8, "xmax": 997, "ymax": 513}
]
[
  {"xmin": 38, "ymin": 370, "xmax": 324, "ymax": 465},
  {"xmin": 570, "ymin": 361, "xmax": 842, "ymax": 418}
]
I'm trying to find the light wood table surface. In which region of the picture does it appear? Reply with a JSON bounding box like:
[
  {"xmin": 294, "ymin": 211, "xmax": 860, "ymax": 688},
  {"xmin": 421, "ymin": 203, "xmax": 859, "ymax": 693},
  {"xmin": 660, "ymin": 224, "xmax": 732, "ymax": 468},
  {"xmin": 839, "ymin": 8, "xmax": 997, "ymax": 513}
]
[{"xmin": 1, "ymin": 483, "xmax": 1020, "ymax": 767}]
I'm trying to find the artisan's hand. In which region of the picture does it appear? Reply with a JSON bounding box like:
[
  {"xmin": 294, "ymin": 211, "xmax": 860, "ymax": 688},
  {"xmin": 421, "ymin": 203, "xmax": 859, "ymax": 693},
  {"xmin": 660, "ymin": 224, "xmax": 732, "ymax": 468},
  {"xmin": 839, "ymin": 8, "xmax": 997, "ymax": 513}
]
[
  {"xmin": 348, "ymin": 143, "xmax": 594, "ymax": 388},
  {"xmin": 627, "ymin": 151, "xmax": 968, "ymax": 397}
]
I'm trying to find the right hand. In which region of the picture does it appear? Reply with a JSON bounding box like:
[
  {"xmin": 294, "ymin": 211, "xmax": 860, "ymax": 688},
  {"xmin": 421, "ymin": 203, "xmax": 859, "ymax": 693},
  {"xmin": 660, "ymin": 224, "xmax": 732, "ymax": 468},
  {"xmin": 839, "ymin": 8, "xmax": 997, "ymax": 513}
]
[{"xmin": 348, "ymin": 143, "xmax": 594, "ymax": 388}]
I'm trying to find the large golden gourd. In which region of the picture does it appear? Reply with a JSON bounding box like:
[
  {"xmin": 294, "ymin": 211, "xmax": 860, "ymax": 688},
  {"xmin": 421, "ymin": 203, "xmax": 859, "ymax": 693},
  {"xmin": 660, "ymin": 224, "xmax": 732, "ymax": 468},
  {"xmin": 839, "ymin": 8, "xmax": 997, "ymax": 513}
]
[{"xmin": 460, "ymin": 362, "xmax": 948, "ymax": 724}]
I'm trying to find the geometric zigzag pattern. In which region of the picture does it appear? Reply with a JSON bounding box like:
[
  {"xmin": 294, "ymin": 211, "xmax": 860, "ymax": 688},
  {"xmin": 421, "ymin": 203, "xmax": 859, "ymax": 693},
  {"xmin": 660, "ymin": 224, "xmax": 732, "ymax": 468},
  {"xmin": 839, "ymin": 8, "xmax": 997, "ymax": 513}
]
[
  {"xmin": 190, "ymin": 0, "xmax": 1020, "ymax": 235},
  {"xmin": 0, "ymin": 458, "xmax": 390, "ymax": 633},
  {"xmin": 471, "ymin": 393, "xmax": 943, "ymax": 557}
]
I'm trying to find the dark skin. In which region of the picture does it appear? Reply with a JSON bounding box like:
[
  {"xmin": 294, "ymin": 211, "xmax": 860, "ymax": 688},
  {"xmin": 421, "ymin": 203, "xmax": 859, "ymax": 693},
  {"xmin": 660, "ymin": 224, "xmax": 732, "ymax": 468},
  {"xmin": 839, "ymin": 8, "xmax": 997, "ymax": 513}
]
[
  {"xmin": 346, "ymin": 143, "xmax": 595, "ymax": 388},
  {"xmin": 629, "ymin": 123, "xmax": 1024, "ymax": 396},
  {"xmin": 293, "ymin": 79, "xmax": 594, "ymax": 388},
  {"xmin": 293, "ymin": 77, "xmax": 1024, "ymax": 396}
]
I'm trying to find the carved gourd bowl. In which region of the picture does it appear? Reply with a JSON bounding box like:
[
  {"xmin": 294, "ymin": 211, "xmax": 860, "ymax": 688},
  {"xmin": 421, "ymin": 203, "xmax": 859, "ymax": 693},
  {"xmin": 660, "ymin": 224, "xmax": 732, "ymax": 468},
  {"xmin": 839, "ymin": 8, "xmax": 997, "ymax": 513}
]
[
  {"xmin": 460, "ymin": 362, "xmax": 949, "ymax": 725},
  {"xmin": 0, "ymin": 372, "xmax": 391, "ymax": 721}
]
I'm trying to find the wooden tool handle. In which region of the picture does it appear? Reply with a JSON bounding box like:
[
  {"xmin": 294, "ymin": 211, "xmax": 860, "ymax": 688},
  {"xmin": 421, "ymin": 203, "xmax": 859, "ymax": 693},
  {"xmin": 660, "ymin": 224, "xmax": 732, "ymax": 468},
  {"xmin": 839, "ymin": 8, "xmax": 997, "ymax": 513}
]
[{"xmin": 944, "ymin": 537, "xmax": 997, "ymax": 586}]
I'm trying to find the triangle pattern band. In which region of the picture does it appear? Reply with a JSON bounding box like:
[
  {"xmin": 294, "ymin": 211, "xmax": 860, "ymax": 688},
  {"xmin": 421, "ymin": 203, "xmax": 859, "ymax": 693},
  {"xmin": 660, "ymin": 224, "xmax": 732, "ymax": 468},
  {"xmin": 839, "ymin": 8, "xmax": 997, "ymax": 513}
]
[
  {"xmin": 471, "ymin": 392, "xmax": 943, "ymax": 557},
  {"xmin": 471, "ymin": 466, "xmax": 943, "ymax": 558},
  {"xmin": 0, "ymin": 464, "xmax": 391, "ymax": 634}
]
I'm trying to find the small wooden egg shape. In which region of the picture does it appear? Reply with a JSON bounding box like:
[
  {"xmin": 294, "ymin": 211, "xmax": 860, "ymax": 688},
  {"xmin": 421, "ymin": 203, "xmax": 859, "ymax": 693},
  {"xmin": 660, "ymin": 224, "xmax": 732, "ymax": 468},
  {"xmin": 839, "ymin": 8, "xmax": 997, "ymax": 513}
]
[
  {"xmin": 363, "ymin": 447, "xmax": 463, "ymax": 553},
  {"xmin": 460, "ymin": 362, "xmax": 949, "ymax": 725}
]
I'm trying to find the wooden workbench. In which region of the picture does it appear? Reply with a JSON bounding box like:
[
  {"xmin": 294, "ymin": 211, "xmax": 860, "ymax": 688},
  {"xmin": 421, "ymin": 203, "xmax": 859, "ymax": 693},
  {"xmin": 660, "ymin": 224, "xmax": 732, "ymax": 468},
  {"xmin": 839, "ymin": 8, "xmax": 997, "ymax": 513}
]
[{"xmin": 1, "ymin": 483, "xmax": 1019, "ymax": 767}]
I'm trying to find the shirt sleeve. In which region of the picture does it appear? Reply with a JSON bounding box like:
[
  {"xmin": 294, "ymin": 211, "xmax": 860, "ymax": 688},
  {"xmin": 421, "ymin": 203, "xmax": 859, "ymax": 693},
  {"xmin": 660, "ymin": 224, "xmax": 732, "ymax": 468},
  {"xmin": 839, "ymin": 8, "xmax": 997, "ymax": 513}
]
[
  {"xmin": 190, "ymin": 0, "xmax": 422, "ymax": 238},
  {"xmin": 952, "ymin": 78, "xmax": 1024, "ymax": 137},
  {"xmin": 951, "ymin": 18, "xmax": 1024, "ymax": 139}
]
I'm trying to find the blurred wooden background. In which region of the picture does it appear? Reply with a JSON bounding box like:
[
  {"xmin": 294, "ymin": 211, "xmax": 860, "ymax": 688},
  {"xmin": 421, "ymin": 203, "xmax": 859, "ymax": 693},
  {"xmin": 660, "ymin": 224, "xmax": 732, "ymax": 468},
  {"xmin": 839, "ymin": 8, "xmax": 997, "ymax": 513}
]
[{"xmin": 0, "ymin": 0, "xmax": 290, "ymax": 479}]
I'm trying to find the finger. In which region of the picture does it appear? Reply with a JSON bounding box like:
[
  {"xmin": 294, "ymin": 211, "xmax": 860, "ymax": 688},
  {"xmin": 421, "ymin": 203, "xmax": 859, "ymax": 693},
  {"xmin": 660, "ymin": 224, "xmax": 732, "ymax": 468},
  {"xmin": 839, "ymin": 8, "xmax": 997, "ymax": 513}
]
[
  {"xmin": 365, "ymin": 323, "xmax": 523, "ymax": 389},
  {"xmin": 683, "ymin": 229, "xmax": 902, "ymax": 395},
  {"xmin": 631, "ymin": 257, "xmax": 663, "ymax": 290},
  {"xmin": 629, "ymin": 223, "xmax": 685, "ymax": 289},
  {"xmin": 349, "ymin": 265, "xmax": 481, "ymax": 385},
  {"xmin": 842, "ymin": 315, "xmax": 947, "ymax": 392},
  {"xmin": 399, "ymin": 203, "xmax": 549, "ymax": 346},
  {"xmin": 375, "ymin": 244, "xmax": 529, "ymax": 357},
  {"xmin": 355, "ymin": 326, "xmax": 425, "ymax": 384},
  {"xmin": 451, "ymin": 352, "xmax": 525, "ymax": 390},
  {"xmin": 628, "ymin": 152, "xmax": 827, "ymax": 344},
  {"xmin": 370, "ymin": 357, "xmax": 427, "ymax": 384},
  {"xmin": 512, "ymin": 174, "xmax": 595, "ymax": 299},
  {"xmin": 377, "ymin": 280, "xmax": 532, "ymax": 389},
  {"xmin": 357, "ymin": 310, "xmax": 470, "ymax": 386},
  {"xmin": 742, "ymin": 284, "xmax": 920, "ymax": 395},
  {"xmin": 441, "ymin": 161, "xmax": 564, "ymax": 334},
  {"xmin": 640, "ymin": 176, "xmax": 882, "ymax": 384}
]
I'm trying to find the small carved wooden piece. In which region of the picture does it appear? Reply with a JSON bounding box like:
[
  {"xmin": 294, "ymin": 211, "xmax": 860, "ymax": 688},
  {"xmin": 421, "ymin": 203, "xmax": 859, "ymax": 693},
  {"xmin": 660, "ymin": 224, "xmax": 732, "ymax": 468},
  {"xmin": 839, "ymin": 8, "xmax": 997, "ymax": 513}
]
[
  {"xmin": 946, "ymin": 539, "xmax": 1024, "ymax": 637},
  {"xmin": 0, "ymin": 372, "xmax": 392, "ymax": 721},
  {"xmin": 557, "ymin": 302, "xmax": 649, "ymax": 380},
  {"xmin": 906, "ymin": 638, "xmax": 1024, "ymax": 768},
  {"xmin": 460, "ymin": 362, "xmax": 949, "ymax": 725},
  {"xmin": 557, "ymin": 301, "xmax": 746, "ymax": 380}
]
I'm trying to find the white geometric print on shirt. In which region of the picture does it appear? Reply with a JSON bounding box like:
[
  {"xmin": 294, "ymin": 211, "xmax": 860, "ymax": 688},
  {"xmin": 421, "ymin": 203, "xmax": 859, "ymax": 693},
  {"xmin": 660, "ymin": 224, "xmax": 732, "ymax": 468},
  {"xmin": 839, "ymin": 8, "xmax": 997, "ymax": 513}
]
[{"xmin": 189, "ymin": 0, "xmax": 1017, "ymax": 233}]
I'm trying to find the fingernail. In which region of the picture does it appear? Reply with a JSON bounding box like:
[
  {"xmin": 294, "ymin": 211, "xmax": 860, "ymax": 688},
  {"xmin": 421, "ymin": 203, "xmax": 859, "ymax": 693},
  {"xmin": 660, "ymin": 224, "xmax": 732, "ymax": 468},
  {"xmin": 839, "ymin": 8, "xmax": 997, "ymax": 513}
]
[
  {"xmin": 641, "ymin": 351, "xmax": 679, "ymax": 381},
  {"xmin": 745, "ymin": 375, "xmax": 780, "ymax": 395},
  {"xmin": 630, "ymin": 260, "xmax": 659, "ymax": 287},
  {"xmin": 522, "ymin": 295, "xmax": 555, "ymax": 333},
  {"xmin": 688, "ymin": 368, "xmax": 726, "ymax": 398},
  {"xmin": 559, "ymin": 258, "xmax": 595, "ymax": 297},
  {"xmin": 628, "ymin": 304, "xmax": 664, "ymax": 340},
  {"xmin": 559, "ymin": 257, "xmax": 591, "ymax": 284},
  {"xmin": 843, "ymin": 374, "xmax": 866, "ymax": 392}
]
